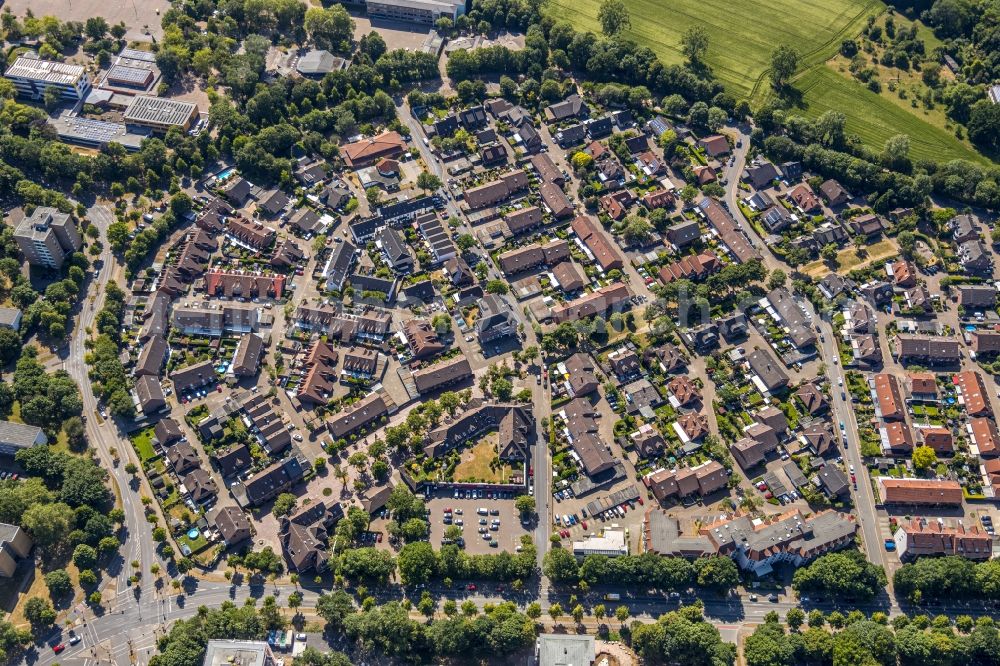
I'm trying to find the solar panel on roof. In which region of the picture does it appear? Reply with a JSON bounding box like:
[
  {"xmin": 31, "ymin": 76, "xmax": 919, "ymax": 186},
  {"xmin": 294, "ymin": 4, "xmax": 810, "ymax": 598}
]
[
  {"xmin": 107, "ymin": 65, "xmax": 154, "ymax": 86},
  {"xmin": 119, "ymin": 48, "xmax": 156, "ymax": 63}
]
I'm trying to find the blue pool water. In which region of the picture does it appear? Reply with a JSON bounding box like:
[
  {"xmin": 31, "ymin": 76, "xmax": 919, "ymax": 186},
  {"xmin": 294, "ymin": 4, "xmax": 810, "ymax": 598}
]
[
  {"xmin": 187, "ymin": 528, "xmax": 200, "ymax": 540},
  {"xmin": 216, "ymin": 167, "xmax": 236, "ymax": 180},
  {"xmin": 966, "ymin": 325, "xmax": 977, "ymax": 331}
]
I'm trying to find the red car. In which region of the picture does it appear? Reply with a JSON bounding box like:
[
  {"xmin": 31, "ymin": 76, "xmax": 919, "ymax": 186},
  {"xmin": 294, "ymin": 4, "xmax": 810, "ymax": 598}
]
[
  {"xmin": 444, "ymin": 508, "xmax": 452, "ymax": 513},
  {"xmin": 53, "ymin": 644, "xmax": 65, "ymax": 654},
  {"xmin": 376, "ymin": 533, "xmax": 383, "ymax": 543},
  {"xmin": 637, "ymin": 497, "xmax": 644, "ymax": 505},
  {"xmin": 581, "ymin": 521, "xmax": 588, "ymax": 530},
  {"xmin": 217, "ymin": 385, "xmax": 223, "ymax": 393},
  {"xmin": 466, "ymin": 583, "xmax": 477, "ymax": 591}
]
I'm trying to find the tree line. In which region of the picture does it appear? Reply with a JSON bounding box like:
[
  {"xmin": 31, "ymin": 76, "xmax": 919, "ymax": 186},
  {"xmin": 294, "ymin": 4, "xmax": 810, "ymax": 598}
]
[{"xmin": 745, "ymin": 606, "xmax": 1000, "ymax": 666}]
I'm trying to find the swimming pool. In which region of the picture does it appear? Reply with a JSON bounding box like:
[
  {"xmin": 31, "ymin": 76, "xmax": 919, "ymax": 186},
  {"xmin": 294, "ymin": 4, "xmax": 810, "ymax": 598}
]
[
  {"xmin": 187, "ymin": 528, "xmax": 200, "ymax": 540},
  {"xmin": 966, "ymin": 325, "xmax": 977, "ymax": 331},
  {"xmin": 216, "ymin": 167, "xmax": 236, "ymax": 181}
]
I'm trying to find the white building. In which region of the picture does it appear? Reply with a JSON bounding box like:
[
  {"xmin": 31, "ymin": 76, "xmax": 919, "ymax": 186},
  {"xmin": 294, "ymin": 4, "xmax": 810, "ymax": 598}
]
[
  {"xmin": 365, "ymin": 0, "xmax": 466, "ymax": 25},
  {"xmin": 572, "ymin": 530, "xmax": 627, "ymax": 558},
  {"xmin": 4, "ymin": 56, "xmax": 91, "ymax": 101}
]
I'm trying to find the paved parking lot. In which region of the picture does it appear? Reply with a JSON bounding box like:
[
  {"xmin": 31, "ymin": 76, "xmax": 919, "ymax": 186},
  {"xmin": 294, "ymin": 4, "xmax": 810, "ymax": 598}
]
[
  {"xmin": 552, "ymin": 489, "xmax": 648, "ymax": 550},
  {"xmin": 425, "ymin": 494, "xmax": 530, "ymax": 554}
]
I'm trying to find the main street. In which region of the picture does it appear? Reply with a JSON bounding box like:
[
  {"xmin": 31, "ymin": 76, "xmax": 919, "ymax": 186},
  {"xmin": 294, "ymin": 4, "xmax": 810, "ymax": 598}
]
[{"xmin": 37, "ymin": 203, "xmax": 167, "ymax": 663}]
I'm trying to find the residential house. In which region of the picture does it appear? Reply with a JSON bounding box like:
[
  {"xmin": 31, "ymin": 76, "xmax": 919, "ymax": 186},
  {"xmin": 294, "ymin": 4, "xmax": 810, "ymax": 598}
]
[
  {"xmin": 540, "ymin": 182, "xmax": 574, "ymax": 219},
  {"xmin": 403, "ymin": 319, "xmax": 446, "ymax": 360},
  {"xmin": 893, "ymin": 335, "xmax": 962, "ymax": 365},
  {"xmin": 551, "ymin": 261, "xmax": 587, "ymax": 292},
  {"xmin": 877, "ymin": 478, "xmax": 963, "ymax": 506},
  {"xmin": 231, "ymin": 333, "xmax": 264, "ymax": 377},
  {"xmin": 341, "ymin": 131, "xmax": 405, "ymax": 168},
  {"xmin": 787, "ymin": 184, "xmax": 822, "ymax": 214},
  {"xmin": 562, "ymin": 398, "xmax": 616, "ymax": 477},
  {"xmin": 327, "ymin": 390, "xmax": 395, "ymax": 439},
  {"xmin": 135, "ymin": 375, "xmax": 166, "ymax": 415},
  {"xmin": 571, "ymin": 215, "xmax": 624, "ymax": 271},
  {"xmin": 819, "ymin": 179, "xmax": 850, "ymax": 207},
  {"xmin": 550, "ymin": 283, "xmax": 631, "ymax": 324},
  {"xmin": 955, "ymin": 370, "xmax": 992, "ymax": 416},
  {"xmin": 698, "ymin": 135, "xmax": 730, "ymax": 157},
  {"xmin": 544, "ymin": 94, "xmax": 587, "ymax": 122},
  {"xmin": 743, "ymin": 162, "xmax": 780, "ymax": 189},
  {"xmin": 171, "ymin": 360, "xmax": 216, "ymax": 393},
  {"xmin": 747, "ymin": 347, "xmax": 789, "ymax": 392},
  {"xmin": 874, "ymin": 374, "xmax": 905, "ymax": 421},
  {"xmin": 608, "ymin": 348, "xmax": 642, "ymax": 382},
  {"xmin": 280, "ymin": 502, "xmax": 342, "ymax": 573},
  {"xmin": 564, "ymin": 353, "xmax": 600, "ymax": 397},
  {"xmin": 411, "ymin": 356, "xmax": 473, "ymax": 394},
  {"xmin": 213, "ymin": 506, "xmax": 252, "ymax": 547},
  {"xmin": 893, "ymin": 518, "xmax": 992, "ymax": 561}
]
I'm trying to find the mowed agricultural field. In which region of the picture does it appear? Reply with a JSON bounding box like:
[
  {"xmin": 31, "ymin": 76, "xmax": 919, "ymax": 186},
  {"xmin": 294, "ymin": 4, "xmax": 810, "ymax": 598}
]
[
  {"xmin": 794, "ymin": 67, "xmax": 987, "ymax": 164},
  {"xmin": 544, "ymin": 0, "xmax": 881, "ymax": 98}
]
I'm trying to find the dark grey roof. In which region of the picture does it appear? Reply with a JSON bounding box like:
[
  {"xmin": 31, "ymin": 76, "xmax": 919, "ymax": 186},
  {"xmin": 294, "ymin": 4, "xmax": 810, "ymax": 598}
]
[{"xmin": 0, "ymin": 421, "xmax": 46, "ymax": 449}]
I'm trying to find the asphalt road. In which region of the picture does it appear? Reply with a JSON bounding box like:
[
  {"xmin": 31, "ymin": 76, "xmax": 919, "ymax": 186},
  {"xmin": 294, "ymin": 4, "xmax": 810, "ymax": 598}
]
[
  {"xmin": 31, "ymin": 203, "xmax": 167, "ymax": 665},
  {"xmin": 398, "ymin": 98, "xmax": 552, "ymax": 566},
  {"xmin": 721, "ymin": 135, "xmax": 892, "ymax": 595}
]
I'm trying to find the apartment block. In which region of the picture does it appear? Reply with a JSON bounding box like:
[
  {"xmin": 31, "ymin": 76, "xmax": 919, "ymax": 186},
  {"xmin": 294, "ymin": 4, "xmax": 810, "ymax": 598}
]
[{"xmin": 14, "ymin": 207, "xmax": 82, "ymax": 269}]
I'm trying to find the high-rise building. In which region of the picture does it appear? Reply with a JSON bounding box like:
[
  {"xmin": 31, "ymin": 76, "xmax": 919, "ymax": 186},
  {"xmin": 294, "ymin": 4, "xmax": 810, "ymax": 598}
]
[{"xmin": 14, "ymin": 207, "xmax": 82, "ymax": 269}]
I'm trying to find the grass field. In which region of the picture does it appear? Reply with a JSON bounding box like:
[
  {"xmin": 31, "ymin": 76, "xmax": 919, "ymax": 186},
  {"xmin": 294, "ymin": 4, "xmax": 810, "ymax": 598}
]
[
  {"xmin": 454, "ymin": 437, "xmax": 512, "ymax": 483},
  {"xmin": 802, "ymin": 238, "xmax": 897, "ymax": 278},
  {"xmin": 130, "ymin": 427, "xmax": 158, "ymax": 464},
  {"xmin": 544, "ymin": 0, "xmax": 880, "ymax": 98},
  {"xmin": 793, "ymin": 67, "xmax": 987, "ymax": 164},
  {"xmin": 546, "ymin": 0, "xmax": 995, "ymax": 163}
]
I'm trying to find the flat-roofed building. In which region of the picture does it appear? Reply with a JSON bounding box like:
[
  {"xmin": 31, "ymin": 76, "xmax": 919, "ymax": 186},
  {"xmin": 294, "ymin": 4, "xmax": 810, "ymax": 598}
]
[
  {"xmin": 5, "ymin": 55, "xmax": 91, "ymax": 100},
  {"xmin": 202, "ymin": 640, "xmax": 277, "ymax": 666},
  {"xmin": 366, "ymin": 0, "xmax": 466, "ymax": 24},
  {"xmin": 572, "ymin": 530, "xmax": 627, "ymax": 558},
  {"xmin": 14, "ymin": 207, "xmax": 82, "ymax": 269},
  {"xmin": 123, "ymin": 95, "xmax": 199, "ymax": 132}
]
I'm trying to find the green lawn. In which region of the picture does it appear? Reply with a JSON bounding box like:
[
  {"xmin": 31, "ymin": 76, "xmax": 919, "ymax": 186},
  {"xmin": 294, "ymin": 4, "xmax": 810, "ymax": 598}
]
[
  {"xmin": 545, "ymin": 0, "xmax": 995, "ymax": 163},
  {"xmin": 130, "ymin": 427, "xmax": 158, "ymax": 464},
  {"xmin": 793, "ymin": 66, "xmax": 989, "ymax": 164},
  {"xmin": 545, "ymin": 0, "xmax": 880, "ymax": 98}
]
